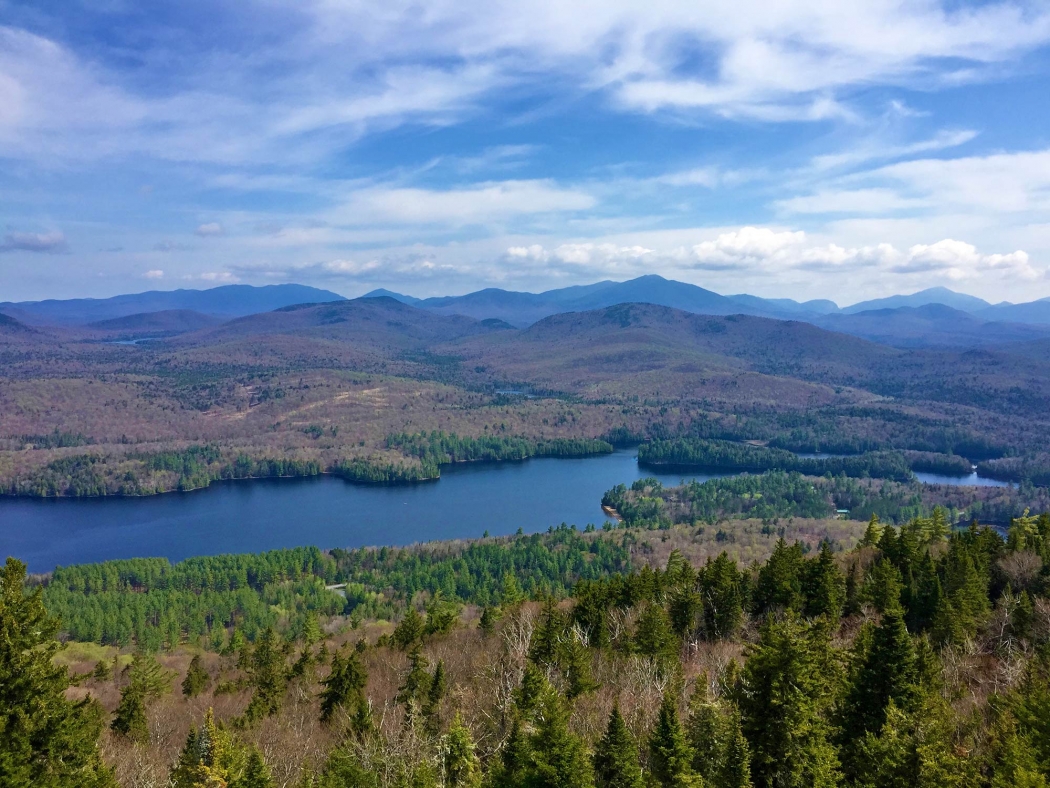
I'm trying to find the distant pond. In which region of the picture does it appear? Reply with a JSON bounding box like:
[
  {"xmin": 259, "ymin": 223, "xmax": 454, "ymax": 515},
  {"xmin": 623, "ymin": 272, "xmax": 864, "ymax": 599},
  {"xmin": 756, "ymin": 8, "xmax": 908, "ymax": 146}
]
[{"xmin": 0, "ymin": 449, "xmax": 1013, "ymax": 572}]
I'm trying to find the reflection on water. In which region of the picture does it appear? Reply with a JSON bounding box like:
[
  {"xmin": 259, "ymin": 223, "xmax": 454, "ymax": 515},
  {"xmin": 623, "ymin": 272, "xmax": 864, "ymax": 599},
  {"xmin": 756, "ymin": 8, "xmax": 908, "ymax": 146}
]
[{"xmin": 0, "ymin": 448, "xmax": 1017, "ymax": 571}]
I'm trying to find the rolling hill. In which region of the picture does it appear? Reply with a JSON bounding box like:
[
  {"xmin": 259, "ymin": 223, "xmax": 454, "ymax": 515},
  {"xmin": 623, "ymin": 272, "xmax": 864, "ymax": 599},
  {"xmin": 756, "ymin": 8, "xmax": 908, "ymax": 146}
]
[
  {"xmin": 87, "ymin": 309, "xmax": 223, "ymax": 335},
  {"xmin": 816, "ymin": 304, "xmax": 1050, "ymax": 348},
  {"xmin": 842, "ymin": 286, "xmax": 992, "ymax": 314},
  {"xmin": 0, "ymin": 283, "xmax": 346, "ymax": 326}
]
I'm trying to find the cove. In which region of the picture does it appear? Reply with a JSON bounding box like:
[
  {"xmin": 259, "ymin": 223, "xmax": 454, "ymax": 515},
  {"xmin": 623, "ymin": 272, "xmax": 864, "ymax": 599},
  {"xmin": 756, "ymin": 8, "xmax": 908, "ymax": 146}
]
[
  {"xmin": 0, "ymin": 449, "xmax": 1016, "ymax": 572},
  {"xmin": 0, "ymin": 450, "xmax": 729, "ymax": 572}
]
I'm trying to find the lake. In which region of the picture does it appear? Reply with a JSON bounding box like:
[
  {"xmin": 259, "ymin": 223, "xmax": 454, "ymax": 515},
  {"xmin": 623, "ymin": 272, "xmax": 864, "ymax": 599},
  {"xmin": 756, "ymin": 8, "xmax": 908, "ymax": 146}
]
[{"xmin": 0, "ymin": 449, "xmax": 1013, "ymax": 571}]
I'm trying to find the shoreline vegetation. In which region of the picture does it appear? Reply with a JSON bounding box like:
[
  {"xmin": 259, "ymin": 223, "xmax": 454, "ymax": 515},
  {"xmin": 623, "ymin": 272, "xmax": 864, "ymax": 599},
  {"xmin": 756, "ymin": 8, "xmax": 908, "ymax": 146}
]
[{"xmin": 1, "ymin": 432, "xmax": 615, "ymax": 498}]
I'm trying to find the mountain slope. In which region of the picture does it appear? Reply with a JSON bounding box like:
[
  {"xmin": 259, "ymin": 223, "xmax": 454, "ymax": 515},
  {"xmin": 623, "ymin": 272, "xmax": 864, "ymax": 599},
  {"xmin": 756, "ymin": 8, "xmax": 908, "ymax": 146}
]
[
  {"xmin": 87, "ymin": 309, "xmax": 223, "ymax": 334},
  {"xmin": 816, "ymin": 304, "xmax": 1050, "ymax": 348},
  {"xmin": 977, "ymin": 298, "xmax": 1050, "ymax": 325},
  {"xmin": 843, "ymin": 287, "xmax": 991, "ymax": 314},
  {"xmin": 1, "ymin": 284, "xmax": 346, "ymax": 326}
]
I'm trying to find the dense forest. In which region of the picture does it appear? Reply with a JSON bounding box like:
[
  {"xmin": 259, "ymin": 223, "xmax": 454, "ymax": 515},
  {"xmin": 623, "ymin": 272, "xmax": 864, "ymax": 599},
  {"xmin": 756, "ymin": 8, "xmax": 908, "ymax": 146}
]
[
  {"xmin": 12, "ymin": 509, "xmax": 1050, "ymax": 787},
  {"xmin": 603, "ymin": 471, "xmax": 1050, "ymax": 529}
]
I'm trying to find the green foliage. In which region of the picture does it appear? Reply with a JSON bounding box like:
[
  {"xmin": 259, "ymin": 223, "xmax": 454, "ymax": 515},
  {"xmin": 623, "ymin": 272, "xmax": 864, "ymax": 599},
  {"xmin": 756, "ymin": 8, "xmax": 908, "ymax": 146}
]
[
  {"xmin": 320, "ymin": 645, "xmax": 368, "ymax": 725},
  {"xmin": 648, "ymin": 693, "xmax": 701, "ymax": 787},
  {"xmin": 0, "ymin": 558, "xmax": 116, "ymax": 787},
  {"xmin": 593, "ymin": 706, "xmax": 643, "ymax": 788},
  {"xmin": 242, "ymin": 628, "xmax": 289, "ymax": 723},
  {"xmin": 639, "ymin": 438, "xmax": 915, "ymax": 482},
  {"xmin": 182, "ymin": 654, "xmax": 210, "ymax": 698}
]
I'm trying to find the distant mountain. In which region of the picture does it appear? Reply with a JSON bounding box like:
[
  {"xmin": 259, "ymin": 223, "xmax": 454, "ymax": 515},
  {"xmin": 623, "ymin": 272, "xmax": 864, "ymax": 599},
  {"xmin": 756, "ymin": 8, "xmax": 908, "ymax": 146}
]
[
  {"xmin": 362, "ymin": 289, "xmax": 422, "ymax": 305},
  {"xmin": 977, "ymin": 297, "xmax": 1050, "ymax": 325},
  {"xmin": 728, "ymin": 294, "xmax": 839, "ymax": 316},
  {"xmin": 842, "ymin": 287, "xmax": 991, "ymax": 315},
  {"xmin": 0, "ymin": 312, "xmax": 33, "ymax": 333},
  {"xmin": 0, "ymin": 284, "xmax": 346, "ymax": 326},
  {"xmin": 816, "ymin": 303, "xmax": 1050, "ymax": 348},
  {"xmin": 187, "ymin": 296, "xmax": 510, "ymax": 350},
  {"xmin": 403, "ymin": 275, "xmax": 785, "ymax": 326},
  {"xmin": 87, "ymin": 309, "xmax": 223, "ymax": 335}
]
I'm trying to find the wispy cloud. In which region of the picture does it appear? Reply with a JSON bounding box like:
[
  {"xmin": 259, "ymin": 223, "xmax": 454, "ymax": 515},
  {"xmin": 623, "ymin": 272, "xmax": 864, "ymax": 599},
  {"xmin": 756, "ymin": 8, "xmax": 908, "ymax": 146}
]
[{"xmin": 0, "ymin": 231, "xmax": 68, "ymax": 253}]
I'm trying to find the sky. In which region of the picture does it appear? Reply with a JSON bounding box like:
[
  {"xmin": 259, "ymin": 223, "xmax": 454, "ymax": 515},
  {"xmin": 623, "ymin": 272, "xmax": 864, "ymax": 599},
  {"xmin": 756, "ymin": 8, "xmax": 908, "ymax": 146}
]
[{"xmin": 3, "ymin": 1, "xmax": 1050, "ymax": 306}]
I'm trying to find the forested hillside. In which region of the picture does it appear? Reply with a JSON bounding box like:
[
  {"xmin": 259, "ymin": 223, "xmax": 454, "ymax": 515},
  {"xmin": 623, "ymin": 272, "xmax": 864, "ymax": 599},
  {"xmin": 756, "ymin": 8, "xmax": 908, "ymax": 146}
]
[{"xmin": 11, "ymin": 510, "xmax": 1050, "ymax": 786}]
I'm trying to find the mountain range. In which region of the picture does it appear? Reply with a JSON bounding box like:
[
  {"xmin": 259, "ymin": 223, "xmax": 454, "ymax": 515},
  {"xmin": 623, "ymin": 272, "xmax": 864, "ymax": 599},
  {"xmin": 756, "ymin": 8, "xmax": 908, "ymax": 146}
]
[{"xmin": 3, "ymin": 277, "xmax": 1050, "ymax": 349}]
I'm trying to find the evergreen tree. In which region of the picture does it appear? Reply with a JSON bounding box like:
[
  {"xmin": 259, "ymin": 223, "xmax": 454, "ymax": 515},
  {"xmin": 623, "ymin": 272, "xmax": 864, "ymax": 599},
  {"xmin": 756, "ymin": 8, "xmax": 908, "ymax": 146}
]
[
  {"xmin": 423, "ymin": 660, "xmax": 447, "ymax": 735},
  {"xmin": 843, "ymin": 560, "xmax": 862, "ymax": 617},
  {"xmin": 182, "ymin": 654, "xmax": 210, "ymax": 698},
  {"xmin": 530, "ymin": 596, "xmax": 568, "ymax": 667},
  {"xmin": 634, "ymin": 602, "xmax": 675, "ymax": 661},
  {"xmin": 527, "ymin": 682, "xmax": 595, "ymax": 788},
  {"xmin": 864, "ymin": 559, "xmax": 903, "ymax": 614},
  {"xmin": 479, "ymin": 606, "xmax": 500, "ymax": 638},
  {"xmin": 861, "ymin": 514, "xmax": 882, "ymax": 547},
  {"xmin": 737, "ymin": 615, "xmax": 840, "ymax": 788},
  {"xmin": 719, "ymin": 713, "xmax": 753, "ymax": 788},
  {"xmin": 850, "ymin": 698, "xmax": 969, "ymax": 788},
  {"xmin": 242, "ymin": 628, "xmax": 288, "ymax": 723},
  {"xmin": 803, "ymin": 542, "xmax": 844, "ymax": 620},
  {"xmin": 392, "ymin": 607, "xmax": 425, "ymax": 651},
  {"xmin": 112, "ymin": 652, "xmax": 171, "ymax": 742},
  {"xmin": 702, "ymin": 552, "xmax": 743, "ymax": 641},
  {"xmin": 751, "ymin": 539, "xmax": 804, "ymax": 616},
  {"xmin": 593, "ymin": 706, "xmax": 643, "ymax": 788},
  {"xmin": 170, "ymin": 708, "xmax": 234, "ymax": 788},
  {"xmin": 320, "ymin": 646, "xmax": 368, "ymax": 724},
  {"xmin": 648, "ymin": 693, "xmax": 701, "ymax": 787},
  {"xmin": 0, "ymin": 557, "xmax": 116, "ymax": 787},
  {"xmin": 236, "ymin": 747, "xmax": 274, "ymax": 788},
  {"xmin": 443, "ymin": 714, "xmax": 482, "ymax": 788},
  {"xmin": 396, "ymin": 647, "xmax": 431, "ymax": 727},
  {"xmin": 562, "ymin": 632, "xmax": 598, "ymax": 700},
  {"xmin": 932, "ymin": 539, "xmax": 990, "ymax": 645}
]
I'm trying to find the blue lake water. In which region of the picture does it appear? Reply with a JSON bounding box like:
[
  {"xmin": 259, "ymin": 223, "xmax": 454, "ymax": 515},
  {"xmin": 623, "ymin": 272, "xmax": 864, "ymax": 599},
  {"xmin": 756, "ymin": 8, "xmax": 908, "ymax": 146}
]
[{"xmin": 0, "ymin": 449, "xmax": 1014, "ymax": 571}]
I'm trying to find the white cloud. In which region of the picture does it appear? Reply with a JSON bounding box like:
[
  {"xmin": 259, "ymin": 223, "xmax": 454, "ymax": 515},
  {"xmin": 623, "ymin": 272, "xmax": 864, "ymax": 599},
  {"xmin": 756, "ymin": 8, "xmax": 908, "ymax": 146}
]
[
  {"xmin": 0, "ymin": 231, "xmax": 68, "ymax": 253},
  {"xmin": 143, "ymin": 269, "xmax": 165, "ymax": 279},
  {"xmin": 776, "ymin": 188, "xmax": 927, "ymax": 215},
  {"xmin": 332, "ymin": 180, "xmax": 596, "ymax": 226},
  {"xmin": 188, "ymin": 272, "xmax": 239, "ymax": 283},
  {"xmin": 195, "ymin": 222, "xmax": 224, "ymax": 237},
  {"xmin": 505, "ymin": 226, "xmax": 1040, "ymax": 283}
]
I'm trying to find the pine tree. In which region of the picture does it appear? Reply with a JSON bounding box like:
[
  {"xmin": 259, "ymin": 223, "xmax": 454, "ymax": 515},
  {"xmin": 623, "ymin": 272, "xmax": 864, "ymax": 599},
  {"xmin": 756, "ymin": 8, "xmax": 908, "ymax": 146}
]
[
  {"xmin": 751, "ymin": 539, "xmax": 804, "ymax": 616},
  {"xmin": 737, "ymin": 615, "xmax": 840, "ymax": 788},
  {"xmin": 932, "ymin": 539, "xmax": 990, "ymax": 645},
  {"xmin": 396, "ymin": 646, "xmax": 431, "ymax": 727},
  {"xmin": 702, "ymin": 552, "xmax": 743, "ymax": 641},
  {"xmin": 561, "ymin": 632, "xmax": 598, "ymax": 700},
  {"xmin": 668, "ymin": 583, "xmax": 702, "ymax": 640},
  {"xmin": 719, "ymin": 712, "xmax": 753, "ymax": 788},
  {"xmin": 986, "ymin": 712, "xmax": 1047, "ymax": 788},
  {"xmin": 634, "ymin": 602, "xmax": 675, "ymax": 661},
  {"xmin": 443, "ymin": 714, "xmax": 483, "ymax": 788},
  {"xmin": 843, "ymin": 560, "xmax": 862, "ymax": 617},
  {"xmin": 242, "ymin": 628, "xmax": 288, "ymax": 723},
  {"xmin": 170, "ymin": 708, "xmax": 233, "ymax": 787},
  {"xmin": 182, "ymin": 654, "xmax": 210, "ymax": 698},
  {"xmin": 593, "ymin": 706, "xmax": 643, "ymax": 788},
  {"xmin": 861, "ymin": 514, "xmax": 882, "ymax": 547},
  {"xmin": 479, "ymin": 606, "xmax": 500, "ymax": 638},
  {"xmin": 112, "ymin": 652, "xmax": 171, "ymax": 742},
  {"xmin": 0, "ymin": 557, "xmax": 116, "ymax": 787},
  {"xmin": 423, "ymin": 660, "xmax": 447, "ymax": 735},
  {"xmin": 803, "ymin": 542, "xmax": 844, "ymax": 620},
  {"xmin": 235, "ymin": 747, "xmax": 274, "ymax": 788},
  {"xmin": 392, "ymin": 607, "xmax": 426, "ymax": 651},
  {"xmin": 528, "ymin": 683, "xmax": 595, "ymax": 788},
  {"xmin": 649, "ymin": 693, "xmax": 701, "ymax": 787},
  {"xmin": 319, "ymin": 646, "xmax": 368, "ymax": 724},
  {"xmin": 865, "ymin": 559, "xmax": 904, "ymax": 613},
  {"xmin": 530, "ymin": 596, "xmax": 568, "ymax": 667}
]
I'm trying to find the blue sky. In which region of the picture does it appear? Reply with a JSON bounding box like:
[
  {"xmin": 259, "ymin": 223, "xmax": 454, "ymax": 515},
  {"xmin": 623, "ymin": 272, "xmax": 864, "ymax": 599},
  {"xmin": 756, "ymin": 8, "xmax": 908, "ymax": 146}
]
[{"xmin": 3, "ymin": 0, "xmax": 1050, "ymax": 306}]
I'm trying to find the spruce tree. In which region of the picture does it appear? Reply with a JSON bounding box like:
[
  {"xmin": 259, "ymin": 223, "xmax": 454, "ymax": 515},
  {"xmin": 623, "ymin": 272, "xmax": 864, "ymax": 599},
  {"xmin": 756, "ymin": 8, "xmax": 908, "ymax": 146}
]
[
  {"xmin": 443, "ymin": 714, "xmax": 482, "ymax": 788},
  {"xmin": 803, "ymin": 542, "xmax": 844, "ymax": 620},
  {"xmin": 593, "ymin": 706, "xmax": 643, "ymax": 788},
  {"xmin": 751, "ymin": 539, "xmax": 804, "ymax": 616},
  {"xmin": 319, "ymin": 645, "xmax": 368, "ymax": 724},
  {"xmin": 648, "ymin": 693, "xmax": 701, "ymax": 787},
  {"xmin": 864, "ymin": 559, "xmax": 904, "ymax": 613},
  {"xmin": 0, "ymin": 557, "xmax": 116, "ymax": 788},
  {"xmin": 737, "ymin": 615, "xmax": 840, "ymax": 788},
  {"xmin": 242, "ymin": 628, "xmax": 288, "ymax": 723},
  {"xmin": 236, "ymin": 747, "xmax": 275, "ymax": 788},
  {"xmin": 528, "ymin": 684, "xmax": 595, "ymax": 788},
  {"xmin": 423, "ymin": 659, "xmax": 447, "ymax": 735},
  {"xmin": 112, "ymin": 652, "xmax": 171, "ymax": 742},
  {"xmin": 182, "ymin": 654, "xmax": 210, "ymax": 698},
  {"xmin": 861, "ymin": 514, "xmax": 882, "ymax": 547},
  {"xmin": 392, "ymin": 607, "xmax": 426, "ymax": 651},
  {"xmin": 719, "ymin": 712, "xmax": 753, "ymax": 788},
  {"xmin": 634, "ymin": 602, "xmax": 675, "ymax": 661},
  {"xmin": 396, "ymin": 646, "xmax": 431, "ymax": 727},
  {"xmin": 561, "ymin": 632, "xmax": 598, "ymax": 700},
  {"xmin": 702, "ymin": 552, "xmax": 743, "ymax": 641}
]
